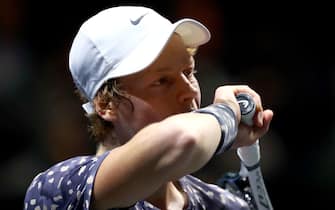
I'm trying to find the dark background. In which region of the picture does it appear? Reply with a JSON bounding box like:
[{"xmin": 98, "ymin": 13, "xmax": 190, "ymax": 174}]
[{"xmin": 1, "ymin": 0, "xmax": 334, "ymax": 209}]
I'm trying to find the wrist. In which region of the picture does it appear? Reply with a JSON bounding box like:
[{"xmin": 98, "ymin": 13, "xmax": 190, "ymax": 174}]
[{"xmin": 194, "ymin": 103, "xmax": 238, "ymax": 155}]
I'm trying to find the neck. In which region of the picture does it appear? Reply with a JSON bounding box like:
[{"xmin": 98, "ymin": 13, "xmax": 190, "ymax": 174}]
[
  {"xmin": 95, "ymin": 141, "xmax": 119, "ymax": 156},
  {"xmin": 147, "ymin": 181, "xmax": 187, "ymax": 210},
  {"xmin": 95, "ymin": 132, "xmax": 121, "ymax": 156}
]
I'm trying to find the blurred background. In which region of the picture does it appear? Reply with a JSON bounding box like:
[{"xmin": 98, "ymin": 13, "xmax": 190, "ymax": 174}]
[{"xmin": 1, "ymin": 0, "xmax": 334, "ymax": 209}]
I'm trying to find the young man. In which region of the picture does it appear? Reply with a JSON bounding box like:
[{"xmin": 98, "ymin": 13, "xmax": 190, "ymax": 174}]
[{"xmin": 24, "ymin": 6, "xmax": 273, "ymax": 210}]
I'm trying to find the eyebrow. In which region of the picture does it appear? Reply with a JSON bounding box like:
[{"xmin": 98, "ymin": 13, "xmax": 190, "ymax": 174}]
[
  {"xmin": 155, "ymin": 67, "xmax": 172, "ymax": 73},
  {"xmin": 154, "ymin": 62, "xmax": 194, "ymax": 74}
]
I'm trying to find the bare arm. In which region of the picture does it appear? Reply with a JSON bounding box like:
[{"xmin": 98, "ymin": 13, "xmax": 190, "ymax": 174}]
[
  {"xmin": 93, "ymin": 112, "xmax": 222, "ymax": 209},
  {"xmin": 92, "ymin": 85, "xmax": 273, "ymax": 209}
]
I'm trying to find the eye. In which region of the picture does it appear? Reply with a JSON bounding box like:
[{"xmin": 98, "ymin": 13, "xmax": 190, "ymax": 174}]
[
  {"xmin": 183, "ymin": 69, "xmax": 197, "ymax": 79},
  {"xmin": 152, "ymin": 77, "xmax": 169, "ymax": 86}
]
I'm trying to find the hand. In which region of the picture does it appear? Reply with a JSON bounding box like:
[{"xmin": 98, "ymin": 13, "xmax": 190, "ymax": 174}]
[
  {"xmin": 213, "ymin": 85, "xmax": 274, "ymax": 148},
  {"xmin": 232, "ymin": 109, "xmax": 273, "ymax": 149}
]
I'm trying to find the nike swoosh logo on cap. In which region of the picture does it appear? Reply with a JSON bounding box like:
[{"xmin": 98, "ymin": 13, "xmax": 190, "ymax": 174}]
[{"xmin": 130, "ymin": 13, "xmax": 147, "ymax": 25}]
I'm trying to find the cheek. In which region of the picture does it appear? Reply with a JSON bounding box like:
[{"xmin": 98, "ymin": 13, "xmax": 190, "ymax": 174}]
[
  {"xmin": 129, "ymin": 96, "xmax": 161, "ymax": 126},
  {"xmin": 116, "ymin": 96, "xmax": 160, "ymax": 133}
]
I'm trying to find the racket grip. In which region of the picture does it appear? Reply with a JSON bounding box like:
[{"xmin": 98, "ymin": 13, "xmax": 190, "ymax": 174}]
[
  {"xmin": 236, "ymin": 93, "xmax": 273, "ymax": 210},
  {"xmin": 236, "ymin": 93, "xmax": 260, "ymax": 167}
]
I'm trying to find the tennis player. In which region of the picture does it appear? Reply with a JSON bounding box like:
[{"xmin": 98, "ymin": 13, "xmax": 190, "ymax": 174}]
[{"xmin": 24, "ymin": 6, "xmax": 273, "ymax": 210}]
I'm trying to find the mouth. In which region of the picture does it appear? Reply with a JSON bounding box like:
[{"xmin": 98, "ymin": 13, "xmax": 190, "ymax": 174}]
[
  {"xmin": 183, "ymin": 102, "xmax": 198, "ymax": 113},
  {"xmin": 189, "ymin": 106, "xmax": 197, "ymax": 112},
  {"xmin": 168, "ymin": 100, "xmax": 200, "ymax": 116},
  {"xmin": 173, "ymin": 106, "xmax": 195, "ymax": 115}
]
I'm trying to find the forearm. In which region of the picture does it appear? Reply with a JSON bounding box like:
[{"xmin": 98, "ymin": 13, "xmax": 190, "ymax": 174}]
[
  {"xmin": 94, "ymin": 112, "xmax": 227, "ymax": 208},
  {"xmin": 161, "ymin": 103, "xmax": 239, "ymax": 177},
  {"xmin": 155, "ymin": 112, "xmax": 223, "ymax": 177}
]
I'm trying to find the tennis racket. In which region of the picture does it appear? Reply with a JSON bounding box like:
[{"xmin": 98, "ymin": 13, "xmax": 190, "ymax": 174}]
[{"xmin": 236, "ymin": 93, "xmax": 273, "ymax": 210}]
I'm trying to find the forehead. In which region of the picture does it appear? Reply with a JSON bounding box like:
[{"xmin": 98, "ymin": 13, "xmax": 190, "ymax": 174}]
[{"xmin": 121, "ymin": 34, "xmax": 194, "ymax": 80}]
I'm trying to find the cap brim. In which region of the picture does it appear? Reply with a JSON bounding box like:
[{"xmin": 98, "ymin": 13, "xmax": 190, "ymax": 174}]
[{"xmin": 174, "ymin": 18, "xmax": 211, "ymax": 47}]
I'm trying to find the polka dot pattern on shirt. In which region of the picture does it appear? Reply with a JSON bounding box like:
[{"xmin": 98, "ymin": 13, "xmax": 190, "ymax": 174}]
[{"xmin": 24, "ymin": 152, "xmax": 110, "ymax": 210}]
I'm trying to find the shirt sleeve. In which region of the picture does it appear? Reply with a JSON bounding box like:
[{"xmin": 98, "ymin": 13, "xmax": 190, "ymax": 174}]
[
  {"xmin": 24, "ymin": 151, "xmax": 110, "ymax": 210},
  {"xmin": 180, "ymin": 175, "xmax": 250, "ymax": 210}
]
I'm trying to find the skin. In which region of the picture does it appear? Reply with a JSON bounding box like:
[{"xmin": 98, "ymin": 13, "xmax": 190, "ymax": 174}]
[{"xmin": 92, "ymin": 34, "xmax": 274, "ymax": 209}]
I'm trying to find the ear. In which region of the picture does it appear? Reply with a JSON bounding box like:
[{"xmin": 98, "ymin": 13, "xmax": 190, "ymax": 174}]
[{"xmin": 94, "ymin": 100, "xmax": 117, "ymax": 122}]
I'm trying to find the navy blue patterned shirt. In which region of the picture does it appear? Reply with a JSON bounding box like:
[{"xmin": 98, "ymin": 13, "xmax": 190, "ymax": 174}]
[{"xmin": 24, "ymin": 151, "xmax": 249, "ymax": 210}]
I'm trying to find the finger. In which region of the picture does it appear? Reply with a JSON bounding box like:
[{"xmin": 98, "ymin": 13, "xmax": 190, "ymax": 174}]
[
  {"xmin": 254, "ymin": 111, "xmax": 264, "ymax": 127},
  {"xmin": 262, "ymin": 109, "xmax": 274, "ymax": 130},
  {"xmin": 253, "ymin": 109, "xmax": 274, "ymax": 138},
  {"xmin": 233, "ymin": 85, "xmax": 263, "ymax": 112}
]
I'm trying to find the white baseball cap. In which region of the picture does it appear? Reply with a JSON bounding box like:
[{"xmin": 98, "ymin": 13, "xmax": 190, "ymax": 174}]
[{"xmin": 69, "ymin": 6, "xmax": 211, "ymax": 114}]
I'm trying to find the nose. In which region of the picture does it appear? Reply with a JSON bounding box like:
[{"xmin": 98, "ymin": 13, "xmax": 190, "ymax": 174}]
[{"xmin": 177, "ymin": 74, "xmax": 199, "ymax": 105}]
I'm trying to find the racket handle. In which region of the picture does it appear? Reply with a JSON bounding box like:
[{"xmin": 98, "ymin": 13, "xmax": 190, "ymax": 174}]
[
  {"xmin": 236, "ymin": 93, "xmax": 260, "ymax": 167},
  {"xmin": 236, "ymin": 93, "xmax": 273, "ymax": 210}
]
